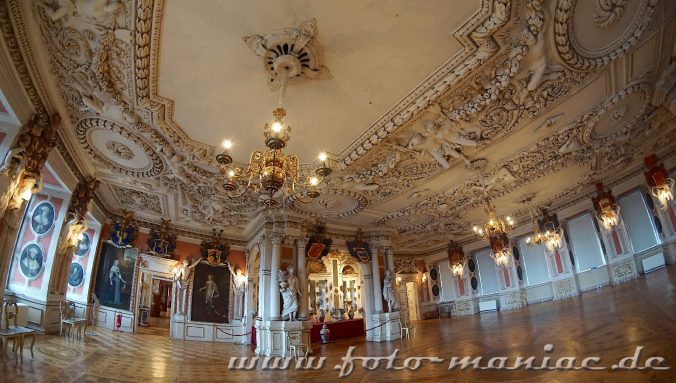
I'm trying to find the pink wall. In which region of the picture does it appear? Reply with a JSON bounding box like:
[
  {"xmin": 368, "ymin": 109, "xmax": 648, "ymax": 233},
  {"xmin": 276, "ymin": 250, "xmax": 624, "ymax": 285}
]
[
  {"xmin": 9, "ymin": 193, "xmax": 65, "ymax": 297},
  {"xmin": 99, "ymin": 223, "xmax": 248, "ymax": 274}
]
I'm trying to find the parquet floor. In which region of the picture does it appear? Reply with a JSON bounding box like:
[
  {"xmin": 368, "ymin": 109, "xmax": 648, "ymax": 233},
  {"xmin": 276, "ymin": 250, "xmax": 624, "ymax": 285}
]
[{"xmin": 2, "ymin": 266, "xmax": 675, "ymax": 382}]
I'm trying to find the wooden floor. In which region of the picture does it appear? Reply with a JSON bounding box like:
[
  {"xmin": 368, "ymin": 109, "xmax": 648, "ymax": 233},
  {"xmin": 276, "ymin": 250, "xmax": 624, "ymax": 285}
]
[
  {"xmin": 2, "ymin": 266, "xmax": 675, "ymax": 382},
  {"xmin": 135, "ymin": 317, "xmax": 170, "ymax": 337}
]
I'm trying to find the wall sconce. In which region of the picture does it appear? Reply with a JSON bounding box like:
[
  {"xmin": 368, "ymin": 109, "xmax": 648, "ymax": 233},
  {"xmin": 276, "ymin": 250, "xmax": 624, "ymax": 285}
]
[
  {"xmin": 644, "ymin": 154, "xmax": 674, "ymax": 210},
  {"xmin": 592, "ymin": 183, "xmax": 621, "ymax": 231},
  {"xmin": 447, "ymin": 240, "xmax": 465, "ymax": 277}
]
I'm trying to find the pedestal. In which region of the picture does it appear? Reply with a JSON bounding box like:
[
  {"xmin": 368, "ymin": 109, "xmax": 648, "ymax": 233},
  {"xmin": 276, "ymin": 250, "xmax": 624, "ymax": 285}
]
[
  {"xmin": 551, "ymin": 275, "xmax": 579, "ymax": 300},
  {"xmin": 254, "ymin": 319, "xmax": 313, "ymax": 356},
  {"xmin": 663, "ymin": 240, "xmax": 676, "ymax": 265},
  {"xmin": 367, "ymin": 311, "xmax": 401, "ymax": 342},
  {"xmin": 609, "ymin": 256, "xmax": 638, "ymax": 284},
  {"xmin": 499, "ymin": 288, "xmax": 527, "ymax": 311}
]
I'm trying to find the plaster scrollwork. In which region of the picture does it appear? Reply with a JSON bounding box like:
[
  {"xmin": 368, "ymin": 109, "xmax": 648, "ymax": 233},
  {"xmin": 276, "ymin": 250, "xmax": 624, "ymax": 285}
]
[
  {"xmin": 36, "ymin": 0, "xmax": 137, "ymax": 124},
  {"xmin": 383, "ymin": 81, "xmax": 666, "ymax": 247},
  {"xmin": 394, "ymin": 259, "xmax": 421, "ymax": 274},
  {"xmin": 105, "ymin": 141, "xmax": 134, "ymax": 160},
  {"xmin": 594, "ymin": 0, "xmax": 627, "ymax": 28},
  {"xmin": 578, "ymin": 82, "xmax": 651, "ymax": 147},
  {"xmin": 337, "ymin": 60, "xmax": 585, "ymax": 207},
  {"xmin": 135, "ymin": 0, "xmax": 154, "ymax": 107},
  {"xmin": 76, "ymin": 117, "xmax": 164, "ymax": 177},
  {"xmin": 112, "ymin": 185, "xmax": 162, "ymax": 214},
  {"xmin": 442, "ymin": 0, "xmax": 545, "ymax": 123},
  {"xmin": 287, "ymin": 189, "xmax": 368, "ymax": 219},
  {"xmin": 339, "ymin": 0, "xmax": 514, "ymax": 168},
  {"xmin": 554, "ymin": 0, "xmax": 658, "ymax": 71}
]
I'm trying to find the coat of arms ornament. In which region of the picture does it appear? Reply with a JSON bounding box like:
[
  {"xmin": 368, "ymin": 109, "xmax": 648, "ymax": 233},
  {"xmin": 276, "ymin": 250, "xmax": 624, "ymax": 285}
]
[
  {"xmin": 305, "ymin": 221, "xmax": 332, "ymax": 260},
  {"xmin": 146, "ymin": 218, "xmax": 176, "ymax": 257},
  {"xmin": 345, "ymin": 228, "xmax": 371, "ymax": 263},
  {"xmin": 200, "ymin": 229, "xmax": 230, "ymax": 266},
  {"xmin": 108, "ymin": 209, "xmax": 138, "ymax": 248}
]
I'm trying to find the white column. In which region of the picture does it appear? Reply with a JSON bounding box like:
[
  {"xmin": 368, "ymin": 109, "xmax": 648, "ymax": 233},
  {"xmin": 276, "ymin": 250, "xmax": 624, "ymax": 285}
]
[
  {"xmin": 269, "ymin": 234, "xmax": 283, "ymax": 320},
  {"xmin": 257, "ymin": 236, "xmax": 271, "ymax": 320},
  {"xmin": 295, "ymin": 238, "xmax": 308, "ymax": 320},
  {"xmin": 359, "ymin": 263, "xmax": 374, "ymax": 330},
  {"xmin": 371, "ymin": 248, "xmax": 384, "ymax": 313}
]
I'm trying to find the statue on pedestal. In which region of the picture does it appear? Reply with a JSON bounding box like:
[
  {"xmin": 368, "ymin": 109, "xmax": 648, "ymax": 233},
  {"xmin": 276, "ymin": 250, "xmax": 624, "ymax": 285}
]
[
  {"xmin": 383, "ymin": 269, "xmax": 397, "ymax": 313},
  {"xmin": 278, "ymin": 268, "xmax": 299, "ymax": 321},
  {"xmin": 228, "ymin": 263, "xmax": 246, "ymax": 320},
  {"xmin": 173, "ymin": 258, "xmax": 199, "ymax": 314}
]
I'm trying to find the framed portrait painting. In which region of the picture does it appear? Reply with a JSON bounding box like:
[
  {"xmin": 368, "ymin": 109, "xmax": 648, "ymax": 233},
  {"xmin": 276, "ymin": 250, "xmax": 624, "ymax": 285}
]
[
  {"xmin": 190, "ymin": 262, "xmax": 230, "ymax": 323},
  {"xmin": 93, "ymin": 242, "xmax": 138, "ymax": 311}
]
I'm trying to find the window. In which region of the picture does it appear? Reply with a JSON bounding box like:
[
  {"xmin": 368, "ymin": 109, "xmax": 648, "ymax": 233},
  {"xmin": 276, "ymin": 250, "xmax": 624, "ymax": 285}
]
[
  {"xmin": 518, "ymin": 238, "xmax": 551, "ymax": 285},
  {"xmin": 566, "ymin": 213, "xmax": 606, "ymax": 272},
  {"xmin": 475, "ymin": 248, "xmax": 499, "ymax": 295},
  {"xmin": 618, "ymin": 191, "xmax": 659, "ymax": 253},
  {"xmin": 439, "ymin": 261, "xmax": 454, "ymax": 301}
]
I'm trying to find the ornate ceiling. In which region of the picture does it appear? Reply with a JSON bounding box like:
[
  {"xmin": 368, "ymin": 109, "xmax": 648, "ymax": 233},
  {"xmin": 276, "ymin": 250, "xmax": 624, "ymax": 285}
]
[{"xmin": 9, "ymin": 0, "xmax": 676, "ymax": 251}]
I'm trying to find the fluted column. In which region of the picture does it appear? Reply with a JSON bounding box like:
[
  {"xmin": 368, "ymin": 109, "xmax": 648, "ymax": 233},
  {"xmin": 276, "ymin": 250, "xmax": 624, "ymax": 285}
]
[
  {"xmin": 295, "ymin": 238, "xmax": 308, "ymax": 320},
  {"xmin": 269, "ymin": 234, "xmax": 283, "ymax": 320},
  {"xmin": 371, "ymin": 248, "xmax": 384, "ymax": 313}
]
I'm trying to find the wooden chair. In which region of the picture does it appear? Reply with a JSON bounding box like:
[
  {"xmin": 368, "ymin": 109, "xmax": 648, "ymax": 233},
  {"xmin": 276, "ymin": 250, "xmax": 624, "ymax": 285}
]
[
  {"xmin": 0, "ymin": 301, "xmax": 35, "ymax": 365},
  {"xmin": 287, "ymin": 331, "xmax": 309, "ymax": 359},
  {"xmin": 60, "ymin": 301, "xmax": 87, "ymax": 340}
]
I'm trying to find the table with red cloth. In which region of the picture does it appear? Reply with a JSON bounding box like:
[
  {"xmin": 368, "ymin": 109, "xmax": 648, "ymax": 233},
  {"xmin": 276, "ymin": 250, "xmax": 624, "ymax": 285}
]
[{"xmin": 310, "ymin": 318, "xmax": 365, "ymax": 343}]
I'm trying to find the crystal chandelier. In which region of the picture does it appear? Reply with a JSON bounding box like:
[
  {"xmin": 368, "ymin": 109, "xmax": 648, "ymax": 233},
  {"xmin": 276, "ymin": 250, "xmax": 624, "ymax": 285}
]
[
  {"xmin": 591, "ymin": 183, "xmax": 620, "ymax": 232},
  {"xmin": 471, "ymin": 174, "xmax": 515, "ymax": 266},
  {"xmin": 526, "ymin": 208, "xmax": 564, "ymax": 253},
  {"xmin": 644, "ymin": 154, "xmax": 674, "ymax": 211},
  {"xmin": 216, "ymin": 67, "xmax": 331, "ymax": 207},
  {"xmin": 447, "ymin": 241, "xmax": 465, "ymax": 277}
]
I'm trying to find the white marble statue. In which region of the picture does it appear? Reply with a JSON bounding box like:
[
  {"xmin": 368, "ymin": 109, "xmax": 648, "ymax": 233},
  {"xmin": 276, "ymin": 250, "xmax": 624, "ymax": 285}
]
[
  {"xmin": 228, "ymin": 263, "xmax": 246, "ymax": 320},
  {"xmin": 173, "ymin": 258, "xmax": 200, "ymax": 315},
  {"xmin": 278, "ymin": 269, "xmax": 298, "ymax": 321},
  {"xmin": 383, "ymin": 269, "xmax": 397, "ymax": 313},
  {"xmin": 0, "ymin": 148, "xmax": 26, "ymax": 219}
]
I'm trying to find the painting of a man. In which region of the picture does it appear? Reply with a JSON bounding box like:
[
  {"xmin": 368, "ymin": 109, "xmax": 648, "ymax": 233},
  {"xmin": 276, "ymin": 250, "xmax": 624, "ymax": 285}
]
[
  {"xmin": 190, "ymin": 263, "xmax": 230, "ymax": 323},
  {"xmin": 19, "ymin": 243, "xmax": 43, "ymax": 279},
  {"xmin": 199, "ymin": 274, "xmax": 220, "ymax": 311}
]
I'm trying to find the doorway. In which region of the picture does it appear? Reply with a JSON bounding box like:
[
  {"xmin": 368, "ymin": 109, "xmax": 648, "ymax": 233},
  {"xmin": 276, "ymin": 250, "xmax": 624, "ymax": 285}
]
[
  {"xmin": 405, "ymin": 282, "xmax": 419, "ymax": 321},
  {"xmin": 137, "ymin": 272, "xmax": 172, "ymax": 336}
]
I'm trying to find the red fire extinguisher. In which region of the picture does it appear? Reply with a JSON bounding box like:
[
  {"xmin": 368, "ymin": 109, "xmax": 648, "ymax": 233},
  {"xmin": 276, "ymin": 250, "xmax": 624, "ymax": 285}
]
[{"xmin": 113, "ymin": 311, "xmax": 122, "ymax": 332}]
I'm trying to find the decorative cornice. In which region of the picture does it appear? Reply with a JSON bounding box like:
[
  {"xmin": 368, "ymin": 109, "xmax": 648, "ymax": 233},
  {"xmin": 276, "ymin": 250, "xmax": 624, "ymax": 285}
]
[{"xmin": 0, "ymin": 0, "xmax": 54, "ymax": 122}]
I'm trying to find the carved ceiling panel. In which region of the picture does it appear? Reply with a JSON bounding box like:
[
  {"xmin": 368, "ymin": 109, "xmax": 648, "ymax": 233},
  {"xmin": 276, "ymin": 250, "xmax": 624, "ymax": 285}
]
[
  {"xmin": 111, "ymin": 184, "xmax": 163, "ymax": 215},
  {"xmin": 10, "ymin": 0, "xmax": 674, "ymax": 251}
]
